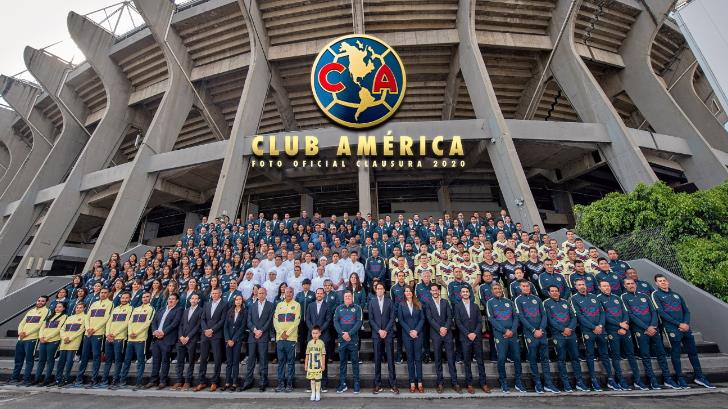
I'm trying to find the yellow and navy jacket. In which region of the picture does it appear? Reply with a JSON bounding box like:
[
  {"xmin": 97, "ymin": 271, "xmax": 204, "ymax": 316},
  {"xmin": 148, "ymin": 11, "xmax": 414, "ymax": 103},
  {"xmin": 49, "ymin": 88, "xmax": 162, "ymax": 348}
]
[
  {"xmin": 17, "ymin": 307, "xmax": 49, "ymax": 341},
  {"xmin": 105, "ymin": 304, "xmax": 133, "ymax": 340},
  {"xmin": 85, "ymin": 299, "xmax": 113, "ymax": 336},
  {"xmin": 39, "ymin": 314, "xmax": 67, "ymax": 343},
  {"xmin": 273, "ymin": 300, "xmax": 301, "ymax": 341},
  {"xmin": 127, "ymin": 304, "xmax": 155, "ymax": 342},
  {"xmin": 59, "ymin": 313, "xmax": 86, "ymax": 351}
]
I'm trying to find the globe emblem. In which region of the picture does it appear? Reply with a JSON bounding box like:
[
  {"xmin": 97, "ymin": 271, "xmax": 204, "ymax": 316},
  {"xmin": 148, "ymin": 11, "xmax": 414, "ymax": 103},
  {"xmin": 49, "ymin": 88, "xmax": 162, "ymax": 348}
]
[{"xmin": 311, "ymin": 34, "xmax": 406, "ymax": 129}]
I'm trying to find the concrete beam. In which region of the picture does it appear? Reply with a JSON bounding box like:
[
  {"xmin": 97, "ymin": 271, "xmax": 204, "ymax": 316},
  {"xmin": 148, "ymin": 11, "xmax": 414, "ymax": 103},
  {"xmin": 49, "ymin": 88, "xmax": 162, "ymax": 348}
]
[
  {"xmin": 0, "ymin": 77, "xmax": 54, "ymax": 209},
  {"xmin": 667, "ymin": 47, "xmax": 728, "ymax": 153},
  {"xmin": 0, "ymin": 109, "xmax": 30, "ymax": 194},
  {"xmin": 83, "ymin": 0, "xmax": 196, "ymax": 272},
  {"xmin": 549, "ymin": 0, "xmax": 657, "ymax": 192},
  {"xmin": 357, "ymin": 163, "xmax": 371, "ymax": 216},
  {"xmin": 0, "ymin": 47, "xmax": 90, "ymax": 288},
  {"xmin": 11, "ymin": 13, "xmax": 139, "ymax": 283},
  {"xmin": 617, "ymin": 0, "xmax": 728, "ymax": 189},
  {"xmin": 442, "ymin": 47, "xmax": 461, "ymax": 120},
  {"xmin": 514, "ymin": 55, "xmax": 547, "ymax": 120},
  {"xmin": 206, "ymin": 0, "xmax": 272, "ymax": 220},
  {"xmin": 456, "ymin": 0, "xmax": 543, "ymax": 230}
]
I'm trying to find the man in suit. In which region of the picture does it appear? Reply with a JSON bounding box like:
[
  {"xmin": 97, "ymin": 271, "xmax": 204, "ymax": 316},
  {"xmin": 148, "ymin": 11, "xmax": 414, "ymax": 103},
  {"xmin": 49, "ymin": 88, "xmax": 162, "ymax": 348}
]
[
  {"xmin": 145, "ymin": 293, "xmax": 182, "ymax": 389},
  {"xmin": 195, "ymin": 288, "xmax": 228, "ymax": 391},
  {"xmin": 173, "ymin": 293, "xmax": 203, "ymax": 390},
  {"xmin": 425, "ymin": 283, "xmax": 460, "ymax": 393},
  {"xmin": 454, "ymin": 287, "xmax": 491, "ymax": 394},
  {"xmin": 368, "ymin": 282, "xmax": 398, "ymax": 394},
  {"xmin": 242, "ymin": 287, "xmax": 274, "ymax": 392},
  {"xmin": 306, "ymin": 288, "xmax": 331, "ymax": 390}
]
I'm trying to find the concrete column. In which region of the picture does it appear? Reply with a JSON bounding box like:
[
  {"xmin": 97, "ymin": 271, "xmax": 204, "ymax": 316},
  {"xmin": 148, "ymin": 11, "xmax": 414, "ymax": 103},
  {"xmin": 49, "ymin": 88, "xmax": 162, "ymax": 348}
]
[
  {"xmin": 456, "ymin": 0, "xmax": 543, "ymax": 229},
  {"xmin": 300, "ymin": 193, "xmax": 314, "ymax": 216},
  {"xmin": 668, "ymin": 48, "xmax": 728, "ymax": 153},
  {"xmin": 0, "ymin": 109, "xmax": 30, "ymax": 193},
  {"xmin": 549, "ymin": 0, "xmax": 658, "ymax": 191},
  {"xmin": 617, "ymin": 0, "xmax": 728, "ymax": 188},
  {"xmin": 437, "ymin": 185, "xmax": 453, "ymax": 215},
  {"xmin": 357, "ymin": 163, "xmax": 371, "ymax": 216},
  {"xmin": 10, "ymin": 13, "xmax": 138, "ymax": 284},
  {"xmin": 0, "ymin": 48, "xmax": 90, "ymax": 288},
  {"xmin": 0, "ymin": 78, "xmax": 54, "ymax": 208},
  {"xmin": 82, "ymin": 0, "xmax": 196, "ymax": 272},
  {"xmin": 552, "ymin": 190, "xmax": 575, "ymax": 226}
]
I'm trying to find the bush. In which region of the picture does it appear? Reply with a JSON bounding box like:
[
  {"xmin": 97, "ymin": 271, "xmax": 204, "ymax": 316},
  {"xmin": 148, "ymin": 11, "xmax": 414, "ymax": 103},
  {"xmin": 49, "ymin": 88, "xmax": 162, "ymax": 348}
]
[
  {"xmin": 676, "ymin": 236, "xmax": 728, "ymax": 303},
  {"xmin": 574, "ymin": 181, "xmax": 728, "ymax": 301}
]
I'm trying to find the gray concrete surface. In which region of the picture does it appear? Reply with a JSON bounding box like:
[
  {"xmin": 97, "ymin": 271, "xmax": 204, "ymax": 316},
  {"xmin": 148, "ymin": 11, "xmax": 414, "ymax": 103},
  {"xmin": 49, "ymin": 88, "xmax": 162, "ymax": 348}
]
[{"xmin": 0, "ymin": 386, "xmax": 723, "ymax": 408}]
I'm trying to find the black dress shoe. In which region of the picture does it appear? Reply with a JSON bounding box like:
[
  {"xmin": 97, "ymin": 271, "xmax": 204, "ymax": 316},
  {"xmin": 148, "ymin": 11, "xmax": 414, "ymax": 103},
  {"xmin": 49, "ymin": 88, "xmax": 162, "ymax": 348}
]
[{"xmin": 258, "ymin": 386, "xmax": 266, "ymax": 392}]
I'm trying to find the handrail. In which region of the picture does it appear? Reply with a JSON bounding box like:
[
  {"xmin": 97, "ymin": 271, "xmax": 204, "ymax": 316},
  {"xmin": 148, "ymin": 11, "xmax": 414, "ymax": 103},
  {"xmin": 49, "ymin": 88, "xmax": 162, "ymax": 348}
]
[{"xmin": 0, "ymin": 282, "xmax": 67, "ymax": 328}]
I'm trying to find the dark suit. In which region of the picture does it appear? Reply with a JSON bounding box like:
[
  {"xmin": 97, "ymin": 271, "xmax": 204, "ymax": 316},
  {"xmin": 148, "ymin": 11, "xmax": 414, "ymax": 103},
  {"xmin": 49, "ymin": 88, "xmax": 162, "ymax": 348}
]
[
  {"xmin": 150, "ymin": 305, "xmax": 182, "ymax": 384},
  {"xmin": 243, "ymin": 300, "xmax": 274, "ymax": 388},
  {"xmin": 368, "ymin": 296, "xmax": 397, "ymax": 388},
  {"xmin": 198, "ymin": 299, "xmax": 229, "ymax": 385},
  {"xmin": 454, "ymin": 300, "xmax": 486, "ymax": 387},
  {"xmin": 175, "ymin": 305, "xmax": 203, "ymax": 384},
  {"xmin": 398, "ymin": 303, "xmax": 425, "ymax": 384},
  {"xmin": 306, "ymin": 301, "xmax": 331, "ymax": 385},
  {"xmin": 425, "ymin": 298, "xmax": 459, "ymax": 386},
  {"xmin": 223, "ymin": 307, "xmax": 246, "ymax": 385}
]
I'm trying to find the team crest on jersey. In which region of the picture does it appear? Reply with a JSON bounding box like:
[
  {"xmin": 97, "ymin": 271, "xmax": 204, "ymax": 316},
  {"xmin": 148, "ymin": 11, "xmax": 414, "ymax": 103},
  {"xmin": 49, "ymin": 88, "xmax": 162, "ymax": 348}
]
[
  {"xmin": 311, "ymin": 34, "xmax": 406, "ymax": 128},
  {"xmin": 562, "ymin": 304, "xmax": 567, "ymax": 309},
  {"xmin": 532, "ymin": 299, "xmax": 537, "ymax": 304},
  {"xmin": 591, "ymin": 299, "xmax": 596, "ymax": 303},
  {"xmin": 673, "ymin": 294, "xmax": 679, "ymax": 299},
  {"xmin": 614, "ymin": 299, "xmax": 619, "ymax": 304},
  {"xmin": 504, "ymin": 303, "xmax": 510, "ymax": 308},
  {"xmin": 640, "ymin": 298, "xmax": 646, "ymax": 302}
]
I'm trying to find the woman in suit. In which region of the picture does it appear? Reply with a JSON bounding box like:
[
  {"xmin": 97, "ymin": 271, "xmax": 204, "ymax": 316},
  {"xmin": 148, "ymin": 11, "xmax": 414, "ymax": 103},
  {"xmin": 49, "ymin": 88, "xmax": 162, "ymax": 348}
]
[
  {"xmin": 398, "ymin": 286, "xmax": 425, "ymax": 393},
  {"xmin": 223, "ymin": 294, "xmax": 246, "ymax": 391}
]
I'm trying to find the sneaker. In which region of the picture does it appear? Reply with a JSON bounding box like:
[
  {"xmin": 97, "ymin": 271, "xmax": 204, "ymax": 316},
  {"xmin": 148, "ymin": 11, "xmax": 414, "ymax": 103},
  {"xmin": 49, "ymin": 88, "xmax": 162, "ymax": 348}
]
[
  {"xmin": 649, "ymin": 379, "xmax": 662, "ymax": 390},
  {"xmin": 677, "ymin": 377, "xmax": 690, "ymax": 389},
  {"xmin": 575, "ymin": 380, "xmax": 589, "ymax": 392},
  {"xmin": 109, "ymin": 384, "xmax": 119, "ymax": 390},
  {"xmin": 315, "ymin": 391, "xmax": 321, "ymax": 401},
  {"xmin": 563, "ymin": 385, "xmax": 574, "ymax": 393},
  {"xmin": 633, "ymin": 380, "xmax": 648, "ymax": 391},
  {"xmin": 514, "ymin": 381, "xmax": 527, "ymax": 393},
  {"xmin": 619, "ymin": 378, "xmax": 631, "ymax": 390},
  {"xmin": 72, "ymin": 381, "xmax": 84, "ymax": 388},
  {"xmin": 591, "ymin": 378, "xmax": 602, "ymax": 392},
  {"xmin": 500, "ymin": 382, "xmax": 509, "ymax": 393},
  {"xmin": 606, "ymin": 378, "xmax": 620, "ymax": 391},
  {"xmin": 95, "ymin": 381, "xmax": 109, "ymax": 389},
  {"xmin": 534, "ymin": 382, "xmax": 544, "ymax": 394},
  {"xmin": 321, "ymin": 385, "xmax": 328, "ymax": 393},
  {"xmin": 353, "ymin": 383, "xmax": 360, "ymax": 394},
  {"xmin": 275, "ymin": 384, "xmax": 284, "ymax": 393},
  {"xmin": 336, "ymin": 384, "xmax": 348, "ymax": 393},
  {"xmin": 694, "ymin": 376, "xmax": 716, "ymax": 389},
  {"xmin": 285, "ymin": 385, "xmax": 293, "ymax": 393},
  {"xmin": 663, "ymin": 378, "xmax": 680, "ymax": 389},
  {"xmin": 310, "ymin": 391, "xmax": 315, "ymax": 401},
  {"xmin": 544, "ymin": 383, "xmax": 560, "ymax": 393}
]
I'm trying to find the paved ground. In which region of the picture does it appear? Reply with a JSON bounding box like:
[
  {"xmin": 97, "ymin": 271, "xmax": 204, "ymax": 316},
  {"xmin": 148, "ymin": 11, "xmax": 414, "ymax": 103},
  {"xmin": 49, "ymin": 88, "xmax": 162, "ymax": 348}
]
[{"xmin": 0, "ymin": 386, "xmax": 724, "ymax": 408}]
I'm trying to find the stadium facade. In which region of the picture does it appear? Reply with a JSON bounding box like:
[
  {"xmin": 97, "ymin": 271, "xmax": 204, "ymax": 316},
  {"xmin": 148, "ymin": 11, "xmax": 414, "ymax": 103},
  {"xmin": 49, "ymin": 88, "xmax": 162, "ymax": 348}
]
[{"xmin": 0, "ymin": 0, "xmax": 727, "ymax": 296}]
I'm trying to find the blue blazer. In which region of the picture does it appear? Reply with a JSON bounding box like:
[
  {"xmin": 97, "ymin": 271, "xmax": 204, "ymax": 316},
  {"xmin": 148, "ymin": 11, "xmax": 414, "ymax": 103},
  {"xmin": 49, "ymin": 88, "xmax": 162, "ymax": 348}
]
[
  {"xmin": 224, "ymin": 307, "xmax": 247, "ymax": 343},
  {"xmin": 151, "ymin": 305, "xmax": 183, "ymax": 346},
  {"xmin": 397, "ymin": 302, "xmax": 424, "ymax": 336},
  {"xmin": 367, "ymin": 296, "xmax": 395, "ymax": 337}
]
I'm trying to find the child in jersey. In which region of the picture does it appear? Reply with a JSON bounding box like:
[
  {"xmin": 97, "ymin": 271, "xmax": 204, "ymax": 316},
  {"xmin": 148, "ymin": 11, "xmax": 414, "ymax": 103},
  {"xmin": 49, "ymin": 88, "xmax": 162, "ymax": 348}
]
[{"xmin": 306, "ymin": 326, "xmax": 326, "ymax": 401}]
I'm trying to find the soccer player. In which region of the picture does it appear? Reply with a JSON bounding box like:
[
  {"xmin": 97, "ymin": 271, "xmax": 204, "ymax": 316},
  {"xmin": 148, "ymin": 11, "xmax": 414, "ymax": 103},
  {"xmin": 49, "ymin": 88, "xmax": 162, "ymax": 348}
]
[
  {"xmin": 333, "ymin": 291, "xmax": 363, "ymax": 394},
  {"xmin": 99, "ymin": 292, "xmax": 132, "ymax": 388},
  {"xmin": 538, "ymin": 259, "xmax": 567, "ymax": 299},
  {"xmin": 486, "ymin": 283, "xmax": 525, "ymax": 393},
  {"xmin": 621, "ymin": 278, "xmax": 677, "ymax": 390},
  {"xmin": 651, "ymin": 274, "xmax": 715, "ymax": 388},
  {"xmin": 596, "ymin": 280, "xmax": 646, "ymax": 390},
  {"xmin": 570, "ymin": 278, "xmax": 617, "ymax": 391},
  {"xmin": 306, "ymin": 326, "xmax": 326, "ymax": 401},
  {"xmin": 9, "ymin": 295, "xmax": 49, "ymax": 386},
  {"xmin": 55, "ymin": 302, "xmax": 86, "ymax": 387},
  {"xmin": 273, "ymin": 287, "xmax": 301, "ymax": 392},
  {"xmin": 514, "ymin": 280, "xmax": 558, "ymax": 393},
  {"xmin": 543, "ymin": 285, "xmax": 587, "ymax": 392},
  {"xmin": 75, "ymin": 288, "xmax": 112, "ymax": 387}
]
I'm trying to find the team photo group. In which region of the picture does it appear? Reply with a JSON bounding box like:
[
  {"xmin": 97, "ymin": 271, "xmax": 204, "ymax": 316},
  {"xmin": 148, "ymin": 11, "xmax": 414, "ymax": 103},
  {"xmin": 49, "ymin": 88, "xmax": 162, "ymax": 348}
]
[{"xmin": 7, "ymin": 210, "xmax": 716, "ymax": 400}]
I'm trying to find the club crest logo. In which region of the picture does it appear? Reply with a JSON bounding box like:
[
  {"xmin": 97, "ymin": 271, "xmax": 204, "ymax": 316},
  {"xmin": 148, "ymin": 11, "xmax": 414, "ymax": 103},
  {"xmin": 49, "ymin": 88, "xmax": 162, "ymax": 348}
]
[{"xmin": 311, "ymin": 34, "xmax": 406, "ymax": 129}]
